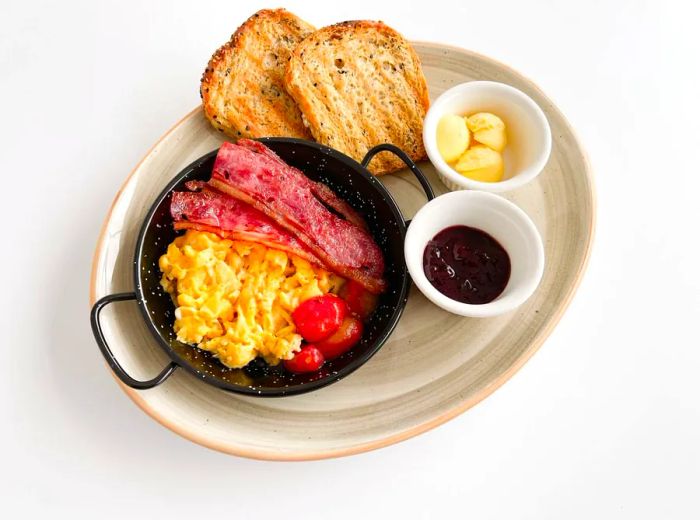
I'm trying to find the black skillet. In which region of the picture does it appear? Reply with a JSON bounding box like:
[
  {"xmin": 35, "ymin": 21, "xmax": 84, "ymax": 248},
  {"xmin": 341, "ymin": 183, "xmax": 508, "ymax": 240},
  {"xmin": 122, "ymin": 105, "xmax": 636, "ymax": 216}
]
[{"xmin": 90, "ymin": 138, "xmax": 434, "ymax": 396}]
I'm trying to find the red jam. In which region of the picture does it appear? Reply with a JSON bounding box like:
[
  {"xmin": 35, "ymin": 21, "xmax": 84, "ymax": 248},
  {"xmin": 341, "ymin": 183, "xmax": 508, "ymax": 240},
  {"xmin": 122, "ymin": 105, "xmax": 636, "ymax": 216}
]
[{"xmin": 423, "ymin": 225, "xmax": 511, "ymax": 305}]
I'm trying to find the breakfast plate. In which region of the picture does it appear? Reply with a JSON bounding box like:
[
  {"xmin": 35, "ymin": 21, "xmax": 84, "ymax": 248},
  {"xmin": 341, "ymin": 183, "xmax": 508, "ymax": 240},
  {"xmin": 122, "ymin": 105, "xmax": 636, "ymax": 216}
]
[{"xmin": 90, "ymin": 41, "xmax": 595, "ymax": 460}]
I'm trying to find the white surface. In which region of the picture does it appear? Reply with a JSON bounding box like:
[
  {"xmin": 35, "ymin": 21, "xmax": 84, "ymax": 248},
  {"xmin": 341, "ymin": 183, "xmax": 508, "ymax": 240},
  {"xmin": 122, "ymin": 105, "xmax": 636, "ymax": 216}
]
[
  {"xmin": 405, "ymin": 191, "xmax": 545, "ymax": 317},
  {"xmin": 1, "ymin": 0, "xmax": 699, "ymax": 518},
  {"xmin": 424, "ymin": 81, "xmax": 552, "ymax": 191}
]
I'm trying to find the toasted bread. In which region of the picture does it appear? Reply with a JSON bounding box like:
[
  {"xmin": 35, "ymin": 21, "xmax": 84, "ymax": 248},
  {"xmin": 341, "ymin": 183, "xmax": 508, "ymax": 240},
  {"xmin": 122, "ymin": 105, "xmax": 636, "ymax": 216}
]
[
  {"xmin": 201, "ymin": 9, "xmax": 315, "ymax": 139},
  {"xmin": 284, "ymin": 20, "xmax": 430, "ymax": 175}
]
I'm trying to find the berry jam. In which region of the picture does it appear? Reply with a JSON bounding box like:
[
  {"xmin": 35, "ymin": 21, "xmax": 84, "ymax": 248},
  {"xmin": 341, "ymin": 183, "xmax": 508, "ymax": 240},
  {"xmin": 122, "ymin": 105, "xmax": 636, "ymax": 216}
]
[{"xmin": 423, "ymin": 225, "xmax": 510, "ymax": 305}]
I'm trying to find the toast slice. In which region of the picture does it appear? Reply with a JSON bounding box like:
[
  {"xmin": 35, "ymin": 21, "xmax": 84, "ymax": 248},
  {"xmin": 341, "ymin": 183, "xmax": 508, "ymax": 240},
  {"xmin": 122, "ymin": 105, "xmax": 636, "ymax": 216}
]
[
  {"xmin": 284, "ymin": 21, "xmax": 430, "ymax": 175},
  {"xmin": 201, "ymin": 9, "xmax": 315, "ymax": 139}
]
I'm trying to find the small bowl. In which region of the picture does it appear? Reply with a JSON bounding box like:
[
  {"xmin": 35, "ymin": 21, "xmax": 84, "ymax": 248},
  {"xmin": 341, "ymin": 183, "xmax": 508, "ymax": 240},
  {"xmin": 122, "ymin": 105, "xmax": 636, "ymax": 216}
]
[
  {"xmin": 405, "ymin": 190, "xmax": 545, "ymax": 317},
  {"xmin": 423, "ymin": 81, "xmax": 552, "ymax": 192}
]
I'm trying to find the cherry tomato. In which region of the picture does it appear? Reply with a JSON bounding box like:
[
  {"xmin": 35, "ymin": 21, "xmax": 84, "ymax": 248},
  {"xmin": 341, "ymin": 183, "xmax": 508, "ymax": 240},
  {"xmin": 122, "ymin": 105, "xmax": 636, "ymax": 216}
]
[
  {"xmin": 292, "ymin": 294, "xmax": 347, "ymax": 342},
  {"xmin": 284, "ymin": 346, "xmax": 325, "ymax": 373},
  {"xmin": 314, "ymin": 316, "xmax": 363, "ymax": 360},
  {"xmin": 340, "ymin": 280, "xmax": 378, "ymax": 320}
]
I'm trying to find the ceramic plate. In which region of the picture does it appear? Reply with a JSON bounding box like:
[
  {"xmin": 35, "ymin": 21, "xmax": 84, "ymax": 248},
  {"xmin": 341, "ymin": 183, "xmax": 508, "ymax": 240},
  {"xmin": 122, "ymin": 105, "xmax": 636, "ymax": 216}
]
[{"xmin": 90, "ymin": 42, "xmax": 595, "ymax": 460}]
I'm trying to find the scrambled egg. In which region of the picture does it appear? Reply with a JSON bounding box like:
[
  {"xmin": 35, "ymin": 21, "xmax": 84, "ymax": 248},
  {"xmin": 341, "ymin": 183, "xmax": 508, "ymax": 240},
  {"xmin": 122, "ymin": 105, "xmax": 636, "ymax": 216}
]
[{"xmin": 159, "ymin": 230, "xmax": 343, "ymax": 368}]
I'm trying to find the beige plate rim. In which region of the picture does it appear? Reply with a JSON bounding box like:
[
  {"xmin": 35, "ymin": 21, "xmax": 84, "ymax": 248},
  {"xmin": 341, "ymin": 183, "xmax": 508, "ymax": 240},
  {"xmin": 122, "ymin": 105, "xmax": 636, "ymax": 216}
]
[{"xmin": 89, "ymin": 41, "xmax": 596, "ymax": 461}]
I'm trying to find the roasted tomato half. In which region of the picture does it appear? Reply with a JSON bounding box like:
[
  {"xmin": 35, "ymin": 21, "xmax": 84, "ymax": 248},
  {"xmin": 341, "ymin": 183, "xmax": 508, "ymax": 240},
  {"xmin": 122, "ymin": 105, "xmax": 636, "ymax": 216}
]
[
  {"xmin": 292, "ymin": 294, "xmax": 348, "ymax": 342},
  {"xmin": 314, "ymin": 316, "xmax": 363, "ymax": 360}
]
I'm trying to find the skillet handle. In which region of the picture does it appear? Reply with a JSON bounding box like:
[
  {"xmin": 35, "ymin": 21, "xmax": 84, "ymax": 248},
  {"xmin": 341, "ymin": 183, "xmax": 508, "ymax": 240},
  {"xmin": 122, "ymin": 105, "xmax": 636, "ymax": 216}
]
[
  {"xmin": 90, "ymin": 292, "xmax": 178, "ymax": 390},
  {"xmin": 361, "ymin": 143, "xmax": 435, "ymax": 221}
]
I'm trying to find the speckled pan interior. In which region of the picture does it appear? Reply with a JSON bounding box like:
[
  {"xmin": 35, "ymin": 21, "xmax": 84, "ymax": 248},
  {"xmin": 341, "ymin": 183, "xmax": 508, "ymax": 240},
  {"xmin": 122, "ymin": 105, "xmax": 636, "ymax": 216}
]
[{"xmin": 90, "ymin": 42, "xmax": 595, "ymax": 460}]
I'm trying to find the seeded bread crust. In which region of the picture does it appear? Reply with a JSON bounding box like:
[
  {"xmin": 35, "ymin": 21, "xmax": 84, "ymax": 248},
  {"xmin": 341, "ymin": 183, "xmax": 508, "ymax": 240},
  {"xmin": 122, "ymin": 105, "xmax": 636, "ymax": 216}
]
[
  {"xmin": 201, "ymin": 9, "xmax": 315, "ymax": 139},
  {"xmin": 284, "ymin": 20, "xmax": 430, "ymax": 175}
]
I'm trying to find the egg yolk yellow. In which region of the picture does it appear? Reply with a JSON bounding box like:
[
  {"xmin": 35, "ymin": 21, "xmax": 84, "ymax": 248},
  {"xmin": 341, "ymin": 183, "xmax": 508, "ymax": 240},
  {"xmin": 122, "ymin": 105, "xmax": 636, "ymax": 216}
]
[{"xmin": 158, "ymin": 230, "xmax": 344, "ymax": 368}]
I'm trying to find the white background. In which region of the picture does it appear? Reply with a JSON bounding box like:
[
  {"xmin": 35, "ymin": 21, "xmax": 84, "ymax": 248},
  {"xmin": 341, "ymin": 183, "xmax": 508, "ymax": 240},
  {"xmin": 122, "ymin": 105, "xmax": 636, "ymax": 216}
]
[{"xmin": 2, "ymin": 0, "xmax": 699, "ymax": 518}]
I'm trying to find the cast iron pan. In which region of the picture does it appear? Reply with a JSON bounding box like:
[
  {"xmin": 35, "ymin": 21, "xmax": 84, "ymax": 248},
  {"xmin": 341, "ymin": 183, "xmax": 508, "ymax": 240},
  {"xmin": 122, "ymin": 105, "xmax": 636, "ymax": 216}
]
[{"xmin": 91, "ymin": 138, "xmax": 434, "ymax": 396}]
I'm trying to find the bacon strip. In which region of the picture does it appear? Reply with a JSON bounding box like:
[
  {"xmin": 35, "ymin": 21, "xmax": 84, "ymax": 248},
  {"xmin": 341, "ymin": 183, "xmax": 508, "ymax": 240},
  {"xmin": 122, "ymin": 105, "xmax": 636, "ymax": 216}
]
[
  {"xmin": 236, "ymin": 140, "xmax": 368, "ymax": 231},
  {"xmin": 208, "ymin": 140, "xmax": 386, "ymax": 293},
  {"xmin": 170, "ymin": 187, "xmax": 325, "ymax": 267}
]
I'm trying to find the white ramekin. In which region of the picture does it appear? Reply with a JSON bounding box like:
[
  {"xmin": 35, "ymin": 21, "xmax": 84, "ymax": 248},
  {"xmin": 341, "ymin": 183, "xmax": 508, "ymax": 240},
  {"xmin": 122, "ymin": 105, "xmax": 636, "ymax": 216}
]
[
  {"xmin": 405, "ymin": 190, "xmax": 545, "ymax": 317},
  {"xmin": 423, "ymin": 81, "xmax": 552, "ymax": 192}
]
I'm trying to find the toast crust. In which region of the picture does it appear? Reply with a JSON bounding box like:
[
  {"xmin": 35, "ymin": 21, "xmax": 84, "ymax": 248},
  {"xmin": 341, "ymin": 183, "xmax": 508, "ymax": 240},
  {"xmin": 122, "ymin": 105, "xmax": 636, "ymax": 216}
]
[
  {"xmin": 201, "ymin": 9, "xmax": 315, "ymax": 139},
  {"xmin": 284, "ymin": 20, "xmax": 430, "ymax": 175}
]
